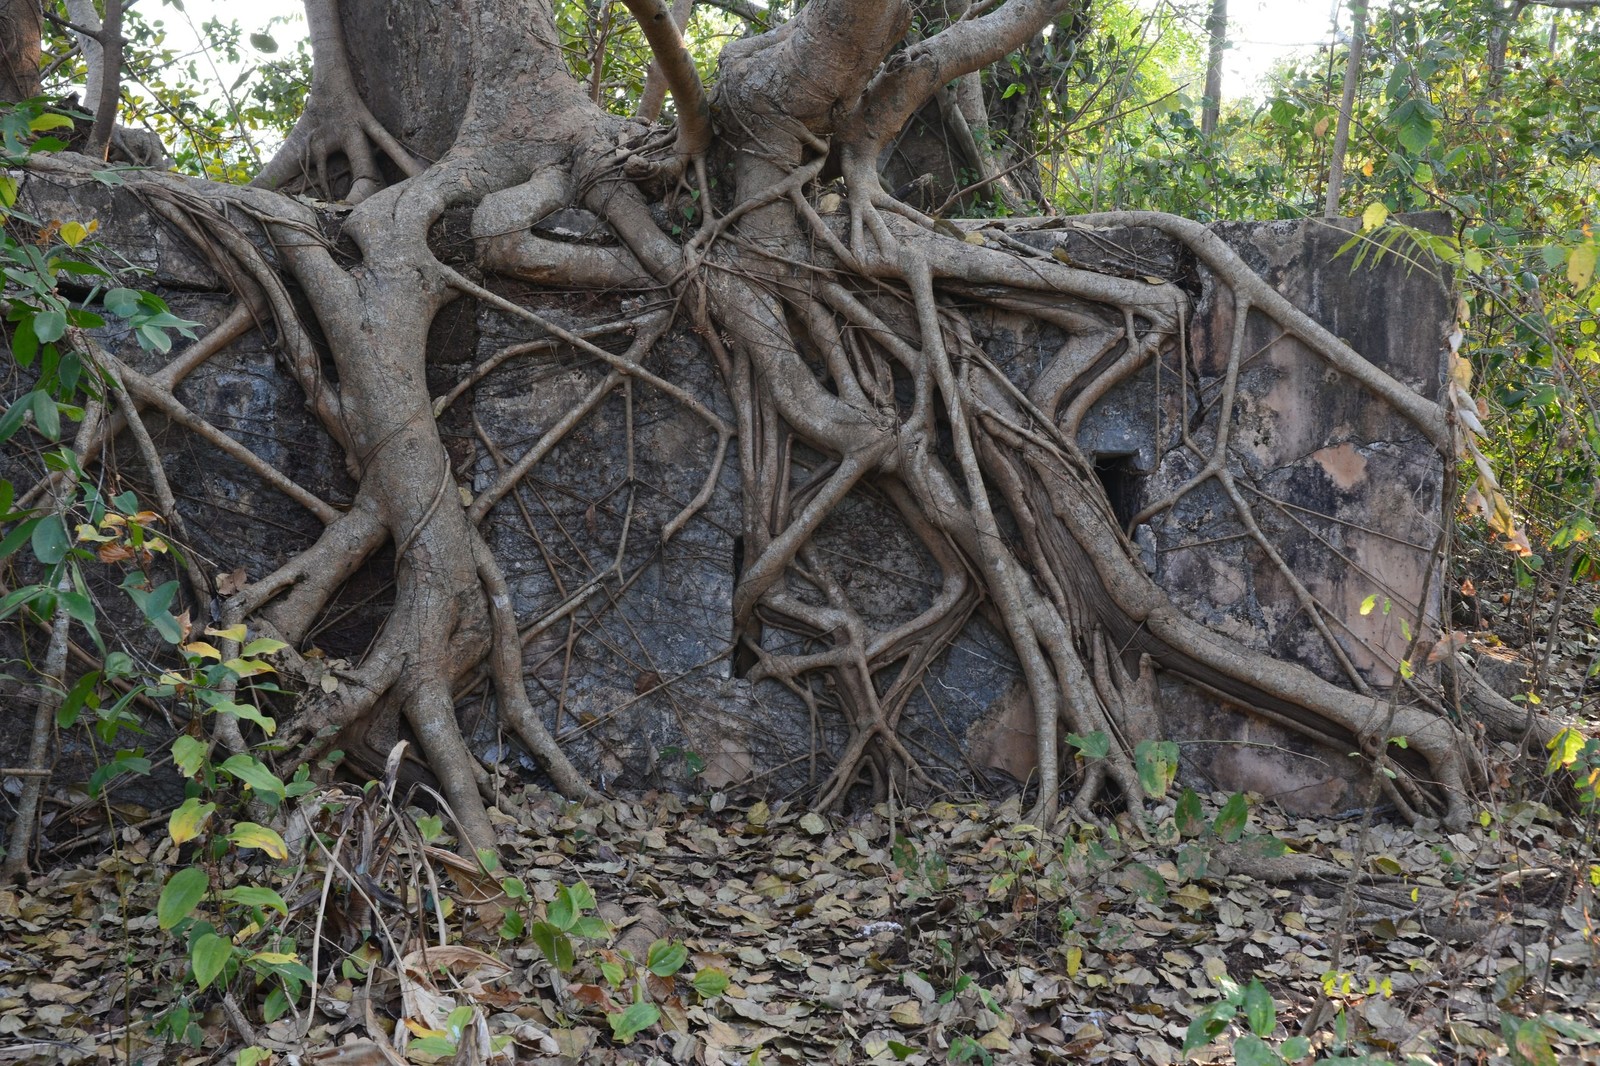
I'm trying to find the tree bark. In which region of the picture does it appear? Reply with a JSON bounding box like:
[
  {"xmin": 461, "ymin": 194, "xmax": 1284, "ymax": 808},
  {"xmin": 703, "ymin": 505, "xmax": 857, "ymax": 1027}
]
[
  {"xmin": 1201, "ymin": 0, "xmax": 1226, "ymax": 136},
  {"xmin": 1325, "ymin": 0, "xmax": 1368, "ymax": 218},
  {"xmin": 0, "ymin": 0, "xmax": 39, "ymax": 102}
]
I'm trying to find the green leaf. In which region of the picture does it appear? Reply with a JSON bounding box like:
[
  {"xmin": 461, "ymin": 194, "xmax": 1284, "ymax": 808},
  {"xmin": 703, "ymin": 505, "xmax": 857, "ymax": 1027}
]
[
  {"xmin": 249, "ymin": 32, "xmax": 278, "ymax": 53},
  {"xmin": 1213, "ymin": 792, "xmax": 1249, "ymax": 842},
  {"xmin": 1547, "ymin": 727, "xmax": 1587, "ymax": 773},
  {"xmin": 570, "ymin": 916, "xmax": 611, "ymax": 939},
  {"xmin": 168, "ymin": 798, "xmax": 216, "ymax": 846},
  {"xmin": 219, "ymin": 754, "xmax": 287, "ymax": 799},
  {"xmin": 29, "ymin": 514, "xmax": 67, "ymax": 565},
  {"xmin": 238, "ymin": 1048, "xmax": 272, "ymax": 1066},
  {"xmin": 241, "ymin": 636, "xmax": 288, "ymax": 657},
  {"xmin": 691, "ymin": 966, "xmax": 730, "ymax": 998},
  {"xmin": 1390, "ymin": 98, "xmax": 1437, "ymax": 154},
  {"xmin": 646, "ymin": 938, "xmax": 688, "ymax": 977},
  {"xmin": 55, "ymin": 669, "xmax": 99, "ymax": 728},
  {"xmin": 1280, "ymin": 1035, "xmax": 1311, "ymax": 1060},
  {"xmin": 1232, "ymin": 1033, "xmax": 1279, "ymax": 1066},
  {"xmin": 0, "ymin": 517, "xmax": 41, "ymax": 563},
  {"xmin": 1175, "ymin": 788, "xmax": 1205, "ymax": 837},
  {"xmin": 1242, "ymin": 978, "xmax": 1276, "ymax": 1036},
  {"xmin": 31, "ymin": 309, "xmax": 65, "ymax": 344},
  {"xmin": 1182, "ymin": 1001, "xmax": 1236, "ymax": 1051},
  {"xmin": 500, "ymin": 910, "xmax": 524, "ymax": 939},
  {"xmin": 158, "ymin": 867, "xmax": 209, "ymax": 930},
  {"xmin": 103, "ymin": 288, "xmax": 140, "ymax": 318},
  {"xmin": 227, "ymin": 822, "xmax": 288, "ymax": 859},
  {"xmin": 548, "ymin": 885, "xmax": 577, "ymax": 931},
  {"xmin": 191, "ymin": 931, "xmax": 231, "ymax": 991},
  {"xmin": 1134, "ymin": 739, "xmax": 1180, "ymax": 798},
  {"xmin": 0, "ymin": 393, "xmax": 36, "ymax": 443},
  {"xmin": 30, "ymin": 389, "xmax": 59, "ymax": 441},
  {"xmin": 171, "ymin": 734, "xmax": 207, "ymax": 778},
  {"xmin": 1537, "ymin": 1013, "xmax": 1600, "ymax": 1042},
  {"xmin": 1569, "ymin": 244, "xmax": 1597, "ymax": 290},
  {"xmin": 210, "ymin": 699, "xmax": 277, "ymax": 736},
  {"xmin": 1065, "ymin": 731, "xmax": 1111, "ymax": 759},
  {"xmin": 568, "ymin": 881, "xmax": 596, "ymax": 910},
  {"xmin": 1506, "ymin": 1016, "xmax": 1558, "ymax": 1066},
  {"xmin": 501, "ymin": 876, "xmax": 528, "ymax": 900},
  {"xmin": 529, "ymin": 922, "xmax": 574, "ymax": 972},
  {"xmin": 607, "ymin": 1001, "xmax": 660, "ymax": 1043},
  {"xmin": 219, "ymin": 886, "xmax": 288, "ymax": 916}
]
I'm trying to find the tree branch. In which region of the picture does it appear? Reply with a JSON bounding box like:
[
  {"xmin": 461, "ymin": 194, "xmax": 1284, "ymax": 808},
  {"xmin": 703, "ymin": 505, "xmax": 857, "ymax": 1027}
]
[
  {"xmin": 852, "ymin": 0, "xmax": 1071, "ymax": 151},
  {"xmin": 620, "ymin": 0, "xmax": 711, "ymax": 155},
  {"xmin": 84, "ymin": 0, "xmax": 123, "ymax": 160}
]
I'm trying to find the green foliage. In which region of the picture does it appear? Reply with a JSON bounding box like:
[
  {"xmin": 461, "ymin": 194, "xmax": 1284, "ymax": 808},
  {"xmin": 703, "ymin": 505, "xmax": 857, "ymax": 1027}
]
[
  {"xmin": 39, "ymin": 7, "xmax": 310, "ymax": 183},
  {"xmin": 501, "ymin": 876, "xmax": 711, "ymax": 1046},
  {"xmin": 1045, "ymin": 0, "xmax": 1600, "ymax": 567}
]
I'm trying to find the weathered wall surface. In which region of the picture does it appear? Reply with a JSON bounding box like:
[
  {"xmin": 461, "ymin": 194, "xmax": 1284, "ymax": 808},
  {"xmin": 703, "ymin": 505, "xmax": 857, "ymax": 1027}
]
[
  {"xmin": 0, "ymin": 172, "xmax": 1452, "ymax": 829},
  {"xmin": 972, "ymin": 217, "xmax": 1451, "ymax": 813}
]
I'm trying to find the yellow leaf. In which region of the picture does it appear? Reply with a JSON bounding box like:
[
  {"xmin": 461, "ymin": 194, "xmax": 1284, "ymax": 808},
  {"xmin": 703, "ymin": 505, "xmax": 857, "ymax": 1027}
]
[
  {"xmin": 1066, "ymin": 946, "xmax": 1082, "ymax": 977},
  {"xmin": 75, "ymin": 523, "xmax": 113, "ymax": 542},
  {"xmin": 182, "ymin": 641, "xmax": 223, "ymax": 660},
  {"xmin": 168, "ymin": 798, "xmax": 216, "ymax": 846},
  {"xmin": 1568, "ymin": 243, "xmax": 1597, "ymax": 289},
  {"xmin": 1361, "ymin": 160, "xmax": 1374, "ymax": 176},
  {"xmin": 129, "ymin": 511, "xmax": 161, "ymax": 524},
  {"xmin": 205, "ymin": 624, "xmax": 249, "ymax": 643},
  {"xmin": 1362, "ymin": 202, "xmax": 1389, "ymax": 232},
  {"xmin": 228, "ymin": 823, "xmax": 288, "ymax": 860},
  {"xmin": 60, "ymin": 221, "xmax": 88, "ymax": 247},
  {"xmin": 1359, "ymin": 594, "xmax": 1378, "ymax": 616},
  {"xmin": 247, "ymin": 951, "xmax": 300, "ymax": 965}
]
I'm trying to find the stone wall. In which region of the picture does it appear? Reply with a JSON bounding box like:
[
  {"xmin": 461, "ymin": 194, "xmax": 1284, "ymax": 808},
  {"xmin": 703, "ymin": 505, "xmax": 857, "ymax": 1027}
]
[{"xmin": 0, "ymin": 172, "xmax": 1454, "ymax": 822}]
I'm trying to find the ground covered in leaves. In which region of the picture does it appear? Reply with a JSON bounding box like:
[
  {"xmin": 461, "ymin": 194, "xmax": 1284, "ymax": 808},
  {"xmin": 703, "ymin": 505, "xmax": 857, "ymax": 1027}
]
[
  {"xmin": 2, "ymin": 771, "xmax": 1596, "ymax": 1066},
  {"xmin": 2, "ymin": 562, "xmax": 1598, "ymax": 1065}
]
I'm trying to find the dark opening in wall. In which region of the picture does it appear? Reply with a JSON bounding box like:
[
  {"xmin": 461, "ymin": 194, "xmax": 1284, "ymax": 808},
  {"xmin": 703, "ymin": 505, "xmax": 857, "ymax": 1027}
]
[
  {"xmin": 731, "ymin": 534, "xmax": 760, "ymax": 679},
  {"xmin": 1094, "ymin": 453, "xmax": 1142, "ymax": 531}
]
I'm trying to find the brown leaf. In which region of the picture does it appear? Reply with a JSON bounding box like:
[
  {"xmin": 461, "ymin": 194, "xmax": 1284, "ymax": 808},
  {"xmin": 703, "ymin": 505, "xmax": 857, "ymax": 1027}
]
[{"xmin": 216, "ymin": 567, "xmax": 248, "ymax": 595}]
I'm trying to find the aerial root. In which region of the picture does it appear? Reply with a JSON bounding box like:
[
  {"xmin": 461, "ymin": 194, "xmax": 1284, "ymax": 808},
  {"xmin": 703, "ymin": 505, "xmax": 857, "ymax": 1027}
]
[{"xmin": 250, "ymin": 0, "xmax": 422, "ymax": 205}]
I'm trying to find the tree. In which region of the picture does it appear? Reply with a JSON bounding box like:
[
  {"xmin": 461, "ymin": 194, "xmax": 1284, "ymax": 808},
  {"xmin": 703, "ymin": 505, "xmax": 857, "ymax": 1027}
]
[
  {"xmin": 1199, "ymin": 0, "xmax": 1226, "ymax": 137},
  {"xmin": 0, "ymin": 0, "xmax": 1551, "ymax": 874}
]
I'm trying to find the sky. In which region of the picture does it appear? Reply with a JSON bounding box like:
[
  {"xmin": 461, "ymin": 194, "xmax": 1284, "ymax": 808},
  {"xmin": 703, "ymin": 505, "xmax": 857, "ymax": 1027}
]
[{"xmin": 148, "ymin": 0, "xmax": 1359, "ymax": 105}]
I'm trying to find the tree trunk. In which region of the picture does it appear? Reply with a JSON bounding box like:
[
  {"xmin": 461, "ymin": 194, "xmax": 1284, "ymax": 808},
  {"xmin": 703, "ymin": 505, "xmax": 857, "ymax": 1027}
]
[
  {"xmin": 1325, "ymin": 0, "xmax": 1368, "ymax": 218},
  {"xmin": 0, "ymin": 0, "xmax": 38, "ymax": 103},
  {"xmin": 1201, "ymin": 0, "xmax": 1226, "ymax": 136}
]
